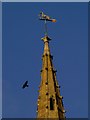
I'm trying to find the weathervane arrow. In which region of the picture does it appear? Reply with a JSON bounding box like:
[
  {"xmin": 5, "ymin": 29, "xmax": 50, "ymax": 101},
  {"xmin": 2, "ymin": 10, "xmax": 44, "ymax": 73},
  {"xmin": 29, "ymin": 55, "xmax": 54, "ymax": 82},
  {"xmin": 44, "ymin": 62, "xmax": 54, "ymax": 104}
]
[
  {"xmin": 39, "ymin": 11, "xmax": 56, "ymax": 36},
  {"xmin": 39, "ymin": 11, "xmax": 56, "ymax": 22}
]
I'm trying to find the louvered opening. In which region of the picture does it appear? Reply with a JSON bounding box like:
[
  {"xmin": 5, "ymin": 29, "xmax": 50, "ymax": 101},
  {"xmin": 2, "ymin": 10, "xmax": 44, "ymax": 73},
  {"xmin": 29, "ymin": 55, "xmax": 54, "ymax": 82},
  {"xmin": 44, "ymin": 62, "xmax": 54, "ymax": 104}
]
[{"xmin": 50, "ymin": 97, "xmax": 54, "ymax": 110}]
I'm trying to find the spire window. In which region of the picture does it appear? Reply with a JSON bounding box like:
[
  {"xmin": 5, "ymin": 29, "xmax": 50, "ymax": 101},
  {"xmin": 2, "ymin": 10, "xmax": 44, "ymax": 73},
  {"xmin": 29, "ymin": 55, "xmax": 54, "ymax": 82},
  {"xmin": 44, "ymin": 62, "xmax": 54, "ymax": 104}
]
[{"xmin": 50, "ymin": 96, "xmax": 54, "ymax": 110}]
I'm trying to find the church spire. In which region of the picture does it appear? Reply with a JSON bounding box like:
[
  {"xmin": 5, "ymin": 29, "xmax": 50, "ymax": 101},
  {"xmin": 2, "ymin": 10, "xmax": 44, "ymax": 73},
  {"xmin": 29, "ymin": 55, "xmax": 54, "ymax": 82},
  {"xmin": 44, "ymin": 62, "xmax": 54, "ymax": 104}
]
[
  {"xmin": 41, "ymin": 35, "xmax": 51, "ymax": 55},
  {"xmin": 37, "ymin": 12, "xmax": 66, "ymax": 119}
]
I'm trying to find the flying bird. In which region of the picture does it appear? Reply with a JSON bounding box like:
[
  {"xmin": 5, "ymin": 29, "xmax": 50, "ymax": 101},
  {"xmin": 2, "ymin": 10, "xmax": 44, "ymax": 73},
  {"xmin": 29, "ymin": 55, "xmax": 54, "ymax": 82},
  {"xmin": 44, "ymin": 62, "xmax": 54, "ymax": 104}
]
[{"xmin": 22, "ymin": 81, "xmax": 29, "ymax": 89}]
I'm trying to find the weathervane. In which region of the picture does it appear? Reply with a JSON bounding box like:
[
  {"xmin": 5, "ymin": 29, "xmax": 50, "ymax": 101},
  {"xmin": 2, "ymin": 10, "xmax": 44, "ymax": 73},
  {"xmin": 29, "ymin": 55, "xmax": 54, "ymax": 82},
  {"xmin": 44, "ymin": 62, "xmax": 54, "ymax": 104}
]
[{"xmin": 39, "ymin": 11, "xmax": 56, "ymax": 36}]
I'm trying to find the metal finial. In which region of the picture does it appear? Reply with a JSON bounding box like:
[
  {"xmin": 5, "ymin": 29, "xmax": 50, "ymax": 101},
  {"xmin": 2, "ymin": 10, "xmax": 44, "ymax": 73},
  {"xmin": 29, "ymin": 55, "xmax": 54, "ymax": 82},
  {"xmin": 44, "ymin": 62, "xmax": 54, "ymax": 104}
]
[{"xmin": 39, "ymin": 11, "xmax": 56, "ymax": 36}]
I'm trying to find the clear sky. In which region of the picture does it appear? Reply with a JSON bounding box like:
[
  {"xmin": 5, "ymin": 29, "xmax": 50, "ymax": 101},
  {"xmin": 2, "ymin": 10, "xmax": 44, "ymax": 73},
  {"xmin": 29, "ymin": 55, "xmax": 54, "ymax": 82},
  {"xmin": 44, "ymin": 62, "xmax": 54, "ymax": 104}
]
[
  {"xmin": 0, "ymin": 1, "xmax": 2, "ymax": 120},
  {"xmin": 2, "ymin": 0, "xmax": 89, "ymax": 2},
  {"xmin": 2, "ymin": 2, "xmax": 88, "ymax": 118}
]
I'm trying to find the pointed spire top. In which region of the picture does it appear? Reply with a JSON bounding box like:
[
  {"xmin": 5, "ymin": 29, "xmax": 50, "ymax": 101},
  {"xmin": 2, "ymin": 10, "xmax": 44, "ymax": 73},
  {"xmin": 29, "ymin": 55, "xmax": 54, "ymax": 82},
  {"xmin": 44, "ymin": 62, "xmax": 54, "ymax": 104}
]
[{"xmin": 41, "ymin": 35, "xmax": 51, "ymax": 43}]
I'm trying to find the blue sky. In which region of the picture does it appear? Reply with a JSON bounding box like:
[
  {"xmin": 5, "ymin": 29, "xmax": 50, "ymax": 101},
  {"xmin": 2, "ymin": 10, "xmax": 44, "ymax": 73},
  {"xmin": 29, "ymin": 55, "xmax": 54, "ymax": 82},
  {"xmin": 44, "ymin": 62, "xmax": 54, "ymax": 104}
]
[
  {"xmin": 2, "ymin": 2, "xmax": 88, "ymax": 118},
  {"xmin": 0, "ymin": 1, "xmax": 2, "ymax": 119},
  {"xmin": 1, "ymin": 0, "xmax": 89, "ymax": 2}
]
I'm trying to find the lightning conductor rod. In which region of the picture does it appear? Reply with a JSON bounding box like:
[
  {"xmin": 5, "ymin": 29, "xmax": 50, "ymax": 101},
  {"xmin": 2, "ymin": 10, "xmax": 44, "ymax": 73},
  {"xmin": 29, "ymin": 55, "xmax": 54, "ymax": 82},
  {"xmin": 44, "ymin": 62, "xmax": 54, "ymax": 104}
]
[{"xmin": 44, "ymin": 19, "xmax": 48, "ymax": 36}]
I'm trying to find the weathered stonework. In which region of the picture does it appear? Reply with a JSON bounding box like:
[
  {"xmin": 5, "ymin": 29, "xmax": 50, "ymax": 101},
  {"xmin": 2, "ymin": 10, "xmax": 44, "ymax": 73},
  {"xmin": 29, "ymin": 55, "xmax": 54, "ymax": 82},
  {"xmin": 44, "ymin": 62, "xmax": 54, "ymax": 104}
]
[{"xmin": 37, "ymin": 35, "xmax": 66, "ymax": 119}]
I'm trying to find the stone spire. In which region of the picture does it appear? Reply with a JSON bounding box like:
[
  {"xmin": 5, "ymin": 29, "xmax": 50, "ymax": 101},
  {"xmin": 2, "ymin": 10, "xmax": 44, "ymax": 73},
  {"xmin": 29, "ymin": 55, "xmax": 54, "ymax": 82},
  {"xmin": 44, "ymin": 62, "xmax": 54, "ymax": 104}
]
[{"xmin": 37, "ymin": 12, "xmax": 66, "ymax": 119}]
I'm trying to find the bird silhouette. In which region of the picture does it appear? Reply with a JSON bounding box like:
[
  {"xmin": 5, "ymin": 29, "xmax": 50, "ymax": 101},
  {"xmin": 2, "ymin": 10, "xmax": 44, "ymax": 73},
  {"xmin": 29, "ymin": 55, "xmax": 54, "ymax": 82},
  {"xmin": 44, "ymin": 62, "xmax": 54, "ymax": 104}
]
[{"xmin": 22, "ymin": 81, "xmax": 29, "ymax": 89}]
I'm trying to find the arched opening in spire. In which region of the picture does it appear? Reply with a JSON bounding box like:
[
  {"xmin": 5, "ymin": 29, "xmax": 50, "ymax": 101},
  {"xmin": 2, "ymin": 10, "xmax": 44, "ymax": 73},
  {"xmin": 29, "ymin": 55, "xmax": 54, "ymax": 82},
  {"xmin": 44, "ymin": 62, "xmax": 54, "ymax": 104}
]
[{"xmin": 50, "ymin": 96, "xmax": 54, "ymax": 110}]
